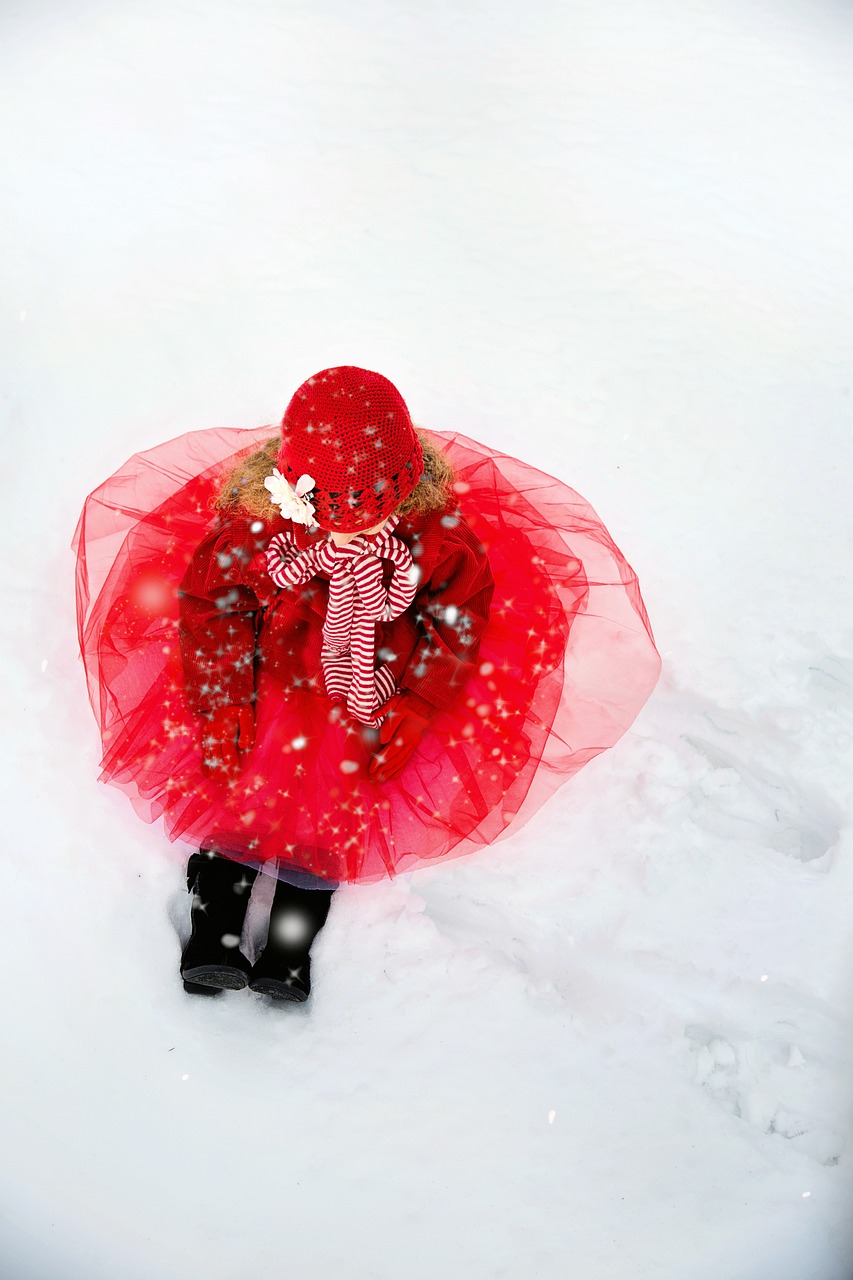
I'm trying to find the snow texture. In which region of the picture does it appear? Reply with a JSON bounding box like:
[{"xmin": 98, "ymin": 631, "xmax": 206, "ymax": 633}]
[{"xmin": 2, "ymin": 1, "xmax": 853, "ymax": 1277}]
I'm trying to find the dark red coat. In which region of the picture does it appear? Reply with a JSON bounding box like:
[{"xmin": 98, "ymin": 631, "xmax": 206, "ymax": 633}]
[{"xmin": 178, "ymin": 498, "xmax": 496, "ymax": 721}]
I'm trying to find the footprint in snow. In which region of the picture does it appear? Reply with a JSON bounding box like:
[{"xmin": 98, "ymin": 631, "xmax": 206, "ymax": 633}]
[
  {"xmin": 682, "ymin": 733, "xmax": 841, "ymax": 864},
  {"xmin": 684, "ymin": 998, "xmax": 849, "ymax": 1167}
]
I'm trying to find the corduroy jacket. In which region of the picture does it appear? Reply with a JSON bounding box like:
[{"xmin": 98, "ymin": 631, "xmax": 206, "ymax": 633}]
[{"xmin": 178, "ymin": 499, "xmax": 495, "ymax": 721}]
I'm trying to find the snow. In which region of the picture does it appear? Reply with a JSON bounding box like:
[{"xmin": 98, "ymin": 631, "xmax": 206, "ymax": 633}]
[{"xmin": 2, "ymin": 0, "xmax": 853, "ymax": 1277}]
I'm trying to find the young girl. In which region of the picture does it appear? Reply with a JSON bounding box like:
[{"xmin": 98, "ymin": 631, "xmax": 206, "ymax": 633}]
[{"xmin": 73, "ymin": 365, "xmax": 661, "ymax": 1003}]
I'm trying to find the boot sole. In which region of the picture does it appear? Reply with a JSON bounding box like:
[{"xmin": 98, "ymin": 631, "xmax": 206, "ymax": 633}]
[
  {"xmin": 249, "ymin": 977, "xmax": 308, "ymax": 1002},
  {"xmin": 181, "ymin": 964, "xmax": 249, "ymax": 991},
  {"xmin": 183, "ymin": 978, "xmax": 223, "ymax": 997}
]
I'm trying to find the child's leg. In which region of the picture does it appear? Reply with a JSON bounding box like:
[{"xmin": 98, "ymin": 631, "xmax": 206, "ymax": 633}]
[
  {"xmin": 249, "ymin": 876, "xmax": 336, "ymax": 1002},
  {"xmin": 181, "ymin": 849, "xmax": 259, "ymax": 994}
]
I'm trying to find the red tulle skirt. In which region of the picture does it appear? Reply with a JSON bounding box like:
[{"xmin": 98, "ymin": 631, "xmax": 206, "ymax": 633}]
[{"xmin": 72, "ymin": 424, "xmax": 661, "ymax": 885}]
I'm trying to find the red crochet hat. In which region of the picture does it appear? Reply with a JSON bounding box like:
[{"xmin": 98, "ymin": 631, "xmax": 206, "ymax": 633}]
[{"xmin": 277, "ymin": 366, "xmax": 425, "ymax": 532}]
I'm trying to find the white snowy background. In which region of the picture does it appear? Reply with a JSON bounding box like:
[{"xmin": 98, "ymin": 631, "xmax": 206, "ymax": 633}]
[{"xmin": 2, "ymin": 0, "xmax": 852, "ymax": 1277}]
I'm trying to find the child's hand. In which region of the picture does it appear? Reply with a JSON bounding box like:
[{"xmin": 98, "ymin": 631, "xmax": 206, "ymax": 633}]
[
  {"xmin": 200, "ymin": 705, "xmax": 256, "ymax": 782},
  {"xmin": 368, "ymin": 692, "xmax": 433, "ymax": 784}
]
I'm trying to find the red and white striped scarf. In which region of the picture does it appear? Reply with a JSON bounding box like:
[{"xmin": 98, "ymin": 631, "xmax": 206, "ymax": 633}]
[{"xmin": 266, "ymin": 512, "xmax": 420, "ymax": 728}]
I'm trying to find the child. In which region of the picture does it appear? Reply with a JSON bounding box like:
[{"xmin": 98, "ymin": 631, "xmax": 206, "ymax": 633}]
[{"xmin": 73, "ymin": 365, "xmax": 661, "ymax": 1003}]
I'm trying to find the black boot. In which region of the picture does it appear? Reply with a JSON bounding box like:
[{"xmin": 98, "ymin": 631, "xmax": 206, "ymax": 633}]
[
  {"xmin": 249, "ymin": 879, "xmax": 335, "ymax": 1002},
  {"xmin": 181, "ymin": 850, "xmax": 258, "ymax": 993}
]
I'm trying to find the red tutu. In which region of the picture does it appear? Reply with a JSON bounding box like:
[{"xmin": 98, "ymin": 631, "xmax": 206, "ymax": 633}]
[{"xmin": 72, "ymin": 424, "xmax": 660, "ymax": 885}]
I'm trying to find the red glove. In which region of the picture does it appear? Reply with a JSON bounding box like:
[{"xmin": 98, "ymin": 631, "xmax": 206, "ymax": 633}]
[
  {"xmin": 368, "ymin": 691, "xmax": 434, "ymax": 784},
  {"xmin": 200, "ymin": 704, "xmax": 256, "ymax": 782}
]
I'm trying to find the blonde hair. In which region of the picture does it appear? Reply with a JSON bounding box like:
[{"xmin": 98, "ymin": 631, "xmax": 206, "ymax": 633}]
[{"xmin": 214, "ymin": 425, "xmax": 458, "ymax": 522}]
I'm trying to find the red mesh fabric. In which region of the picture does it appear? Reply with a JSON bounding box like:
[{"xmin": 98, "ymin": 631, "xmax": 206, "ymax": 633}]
[
  {"xmin": 72, "ymin": 423, "xmax": 661, "ymax": 885},
  {"xmin": 277, "ymin": 366, "xmax": 424, "ymax": 531}
]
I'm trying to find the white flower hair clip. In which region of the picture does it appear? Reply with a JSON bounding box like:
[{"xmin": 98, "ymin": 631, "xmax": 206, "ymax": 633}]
[{"xmin": 264, "ymin": 469, "xmax": 317, "ymax": 526}]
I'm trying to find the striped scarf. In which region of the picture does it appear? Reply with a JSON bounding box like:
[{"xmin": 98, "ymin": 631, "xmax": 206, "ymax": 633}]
[{"xmin": 265, "ymin": 512, "xmax": 420, "ymax": 728}]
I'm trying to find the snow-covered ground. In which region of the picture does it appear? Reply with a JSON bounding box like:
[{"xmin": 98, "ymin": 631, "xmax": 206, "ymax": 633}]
[{"xmin": 3, "ymin": 1, "xmax": 853, "ymax": 1277}]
